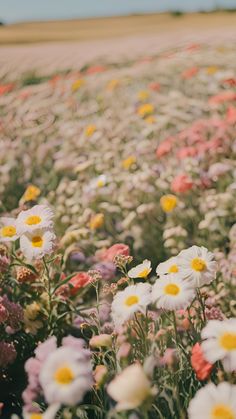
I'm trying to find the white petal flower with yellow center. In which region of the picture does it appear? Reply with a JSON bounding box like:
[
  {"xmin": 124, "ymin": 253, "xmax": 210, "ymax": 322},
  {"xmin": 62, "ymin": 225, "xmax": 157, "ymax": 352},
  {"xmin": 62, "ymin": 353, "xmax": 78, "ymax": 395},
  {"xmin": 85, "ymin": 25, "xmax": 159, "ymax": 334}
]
[
  {"xmin": 23, "ymin": 403, "xmax": 60, "ymax": 419},
  {"xmin": 178, "ymin": 245, "xmax": 217, "ymax": 287},
  {"xmin": 111, "ymin": 283, "xmax": 151, "ymax": 327},
  {"xmin": 17, "ymin": 205, "xmax": 54, "ymax": 235},
  {"xmin": 128, "ymin": 259, "xmax": 151, "ymax": 279},
  {"xmin": 201, "ymin": 318, "xmax": 236, "ymax": 372},
  {"xmin": 188, "ymin": 382, "xmax": 236, "ymax": 419},
  {"xmin": 39, "ymin": 346, "xmax": 93, "ymax": 405},
  {"xmin": 0, "ymin": 217, "xmax": 19, "ymax": 242},
  {"xmin": 152, "ymin": 274, "xmax": 195, "ymax": 310},
  {"xmin": 156, "ymin": 256, "xmax": 180, "ymax": 277},
  {"xmin": 107, "ymin": 363, "xmax": 154, "ymax": 411},
  {"xmin": 20, "ymin": 229, "xmax": 56, "ymax": 261}
]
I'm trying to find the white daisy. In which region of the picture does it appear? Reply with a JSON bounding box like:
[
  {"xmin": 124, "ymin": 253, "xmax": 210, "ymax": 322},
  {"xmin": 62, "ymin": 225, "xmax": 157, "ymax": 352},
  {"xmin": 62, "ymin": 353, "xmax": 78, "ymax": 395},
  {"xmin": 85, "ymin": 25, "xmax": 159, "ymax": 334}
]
[
  {"xmin": 156, "ymin": 256, "xmax": 180, "ymax": 277},
  {"xmin": 0, "ymin": 217, "xmax": 19, "ymax": 242},
  {"xmin": 178, "ymin": 245, "xmax": 217, "ymax": 287},
  {"xmin": 201, "ymin": 318, "xmax": 236, "ymax": 372},
  {"xmin": 91, "ymin": 175, "xmax": 107, "ymax": 190},
  {"xmin": 111, "ymin": 283, "xmax": 151, "ymax": 327},
  {"xmin": 39, "ymin": 346, "xmax": 93, "ymax": 405},
  {"xmin": 188, "ymin": 382, "xmax": 236, "ymax": 419},
  {"xmin": 152, "ymin": 274, "xmax": 195, "ymax": 311},
  {"xmin": 20, "ymin": 229, "xmax": 56, "ymax": 261},
  {"xmin": 23, "ymin": 403, "xmax": 60, "ymax": 419},
  {"xmin": 128, "ymin": 259, "xmax": 152, "ymax": 278},
  {"xmin": 17, "ymin": 205, "xmax": 54, "ymax": 235}
]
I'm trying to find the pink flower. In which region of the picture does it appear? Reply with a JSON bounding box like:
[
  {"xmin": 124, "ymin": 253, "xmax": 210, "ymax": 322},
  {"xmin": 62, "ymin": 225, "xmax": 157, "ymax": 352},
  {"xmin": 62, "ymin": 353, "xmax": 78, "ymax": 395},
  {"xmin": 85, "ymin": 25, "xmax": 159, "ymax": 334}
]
[
  {"xmin": 226, "ymin": 106, "xmax": 236, "ymax": 124},
  {"xmin": 177, "ymin": 147, "xmax": 198, "ymax": 159},
  {"xmin": 117, "ymin": 342, "xmax": 131, "ymax": 360},
  {"xmin": 68, "ymin": 272, "xmax": 93, "ymax": 296},
  {"xmin": 156, "ymin": 140, "xmax": 173, "ymax": 158},
  {"xmin": 0, "ymin": 304, "xmax": 8, "ymax": 324},
  {"xmin": 159, "ymin": 348, "xmax": 177, "ymax": 366},
  {"xmin": 171, "ymin": 174, "xmax": 193, "ymax": 193},
  {"xmin": 191, "ymin": 343, "xmax": 213, "ymax": 380},
  {"xmin": 181, "ymin": 67, "xmax": 199, "ymax": 79},
  {"xmin": 209, "ymin": 91, "xmax": 236, "ymax": 105},
  {"xmin": 99, "ymin": 243, "xmax": 130, "ymax": 263}
]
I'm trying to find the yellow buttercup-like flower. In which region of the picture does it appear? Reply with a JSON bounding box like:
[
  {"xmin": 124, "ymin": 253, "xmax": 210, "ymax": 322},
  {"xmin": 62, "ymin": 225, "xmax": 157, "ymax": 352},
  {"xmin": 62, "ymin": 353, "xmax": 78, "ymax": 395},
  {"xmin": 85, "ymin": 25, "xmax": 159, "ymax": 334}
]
[
  {"xmin": 206, "ymin": 66, "xmax": 218, "ymax": 75},
  {"xmin": 145, "ymin": 116, "xmax": 156, "ymax": 124},
  {"xmin": 160, "ymin": 195, "xmax": 178, "ymax": 213},
  {"xmin": 71, "ymin": 79, "xmax": 85, "ymax": 92},
  {"xmin": 122, "ymin": 156, "xmax": 136, "ymax": 170},
  {"xmin": 85, "ymin": 124, "xmax": 96, "ymax": 137},
  {"xmin": 89, "ymin": 213, "xmax": 104, "ymax": 230},
  {"xmin": 138, "ymin": 90, "xmax": 150, "ymax": 101},
  {"xmin": 137, "ymin": 103, "xmax": 154, "ymax": 117},
  {"xmin": 21, "ymin": 185, "xmax": 41, "ymax": 203},
  {"xmin": 107, "ymin": 79, "xmax": 120, "ymax": 91}
]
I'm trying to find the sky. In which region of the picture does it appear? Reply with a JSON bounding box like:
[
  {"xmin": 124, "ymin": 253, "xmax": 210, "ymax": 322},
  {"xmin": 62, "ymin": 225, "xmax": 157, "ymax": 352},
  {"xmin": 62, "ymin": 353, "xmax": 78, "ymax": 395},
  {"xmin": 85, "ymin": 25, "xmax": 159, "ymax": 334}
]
[{"xmin": 1, "ymin": 0, "xmax": 236, "ymax": 23}]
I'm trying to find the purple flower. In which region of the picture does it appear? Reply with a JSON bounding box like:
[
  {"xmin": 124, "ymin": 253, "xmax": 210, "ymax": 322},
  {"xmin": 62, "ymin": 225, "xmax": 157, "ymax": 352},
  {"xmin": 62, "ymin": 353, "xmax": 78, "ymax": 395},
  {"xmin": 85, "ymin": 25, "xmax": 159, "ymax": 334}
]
[
  {"xmin": 92, "ymin": 261, "xmax": 116, "ymax": 281},
  {"xmin": 0, "ymin": 295, "xmax": 23, "ymax": 331}
]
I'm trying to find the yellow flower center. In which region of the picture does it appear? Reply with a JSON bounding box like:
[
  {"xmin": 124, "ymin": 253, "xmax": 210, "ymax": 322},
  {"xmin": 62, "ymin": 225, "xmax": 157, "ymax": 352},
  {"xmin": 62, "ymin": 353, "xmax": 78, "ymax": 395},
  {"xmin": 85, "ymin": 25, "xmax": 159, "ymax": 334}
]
[
  {"xmin": 25, "ymin": 215, "xmax": 41, "ymax": 225},
  {"xmin": 1, "ymin": 225, "xmax": 16, "ymax": 237},
  {"xmin": 211, "ymin": 404, "xmax": 234, "ymax": 419},
  {"xmin": 30, "ymin": 414, "xmax": 43, "ymax": 419},
  {"xmin": 97, "ymin": 180, "xmax": 105, "ymax": 188},
  {"xmin": 160, "ymin": 195, "xmax": 178, "ymax": 213},
  {"xmin": 31, "ymin": 236, "xmax": 43, "ymax": 248},
  {"xmin": 54, "ymin": 365, "xmax": 74, "ymax": 385},
  {"xmin": 168, "ymin": 264, "xmax": 179, "ymax": 273},
  {"xmin": 125, "ymin": 295, "xmax": 139, "ymax": 306},
  {"xmin": 191, "ymin": 257, "xmax": 206, "ymax": 272},
  {"xmin": 220, "ymin": 333, "xmax": 236, "ymax": 351},
  {"xmin": 164, "ymin": 283, "xmax": 180, "ymax": 296},
  {"xmin": 138, "ymin": 268, "xmax": 150, "ymax": 278}
]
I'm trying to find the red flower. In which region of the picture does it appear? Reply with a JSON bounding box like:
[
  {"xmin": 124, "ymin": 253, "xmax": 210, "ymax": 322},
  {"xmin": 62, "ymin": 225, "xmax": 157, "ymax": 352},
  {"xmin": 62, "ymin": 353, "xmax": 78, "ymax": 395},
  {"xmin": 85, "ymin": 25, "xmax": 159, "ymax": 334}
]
[
  {"xmin": 0, "ymin": 83, "xmax": 14, "ymax": 95},
  {"xmin": 86, "ymin": 65, "xmax": 106, "ymax": 75},
  {"xmin": 191, "ymin": 343, "xmax": 213, "ymax": 380},
  {"xmin": 171, "ymin": 174, "xmax": 193, "ymax": 194},
  {"xmin": 148, "ymin": 82, "xmax": 161, "ymax": 92},
  {"xmin": 99, "ymin": 243, "xmax": 130, "ymax": 263},
  {"xmin": 156, "ymin": 140, "xmax": 173, "ymax": 158},
  {"xmin": 68, "ymin": 272, "xmax": 93, "ymax": 296}
]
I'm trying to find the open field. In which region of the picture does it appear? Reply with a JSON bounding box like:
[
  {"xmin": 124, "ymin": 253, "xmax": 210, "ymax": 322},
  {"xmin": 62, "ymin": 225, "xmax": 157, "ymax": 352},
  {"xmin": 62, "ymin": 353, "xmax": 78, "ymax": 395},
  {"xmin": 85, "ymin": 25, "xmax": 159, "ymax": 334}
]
[{"xmin": 0, "ymin": 11, "xmax": 236, "ymax": 45}]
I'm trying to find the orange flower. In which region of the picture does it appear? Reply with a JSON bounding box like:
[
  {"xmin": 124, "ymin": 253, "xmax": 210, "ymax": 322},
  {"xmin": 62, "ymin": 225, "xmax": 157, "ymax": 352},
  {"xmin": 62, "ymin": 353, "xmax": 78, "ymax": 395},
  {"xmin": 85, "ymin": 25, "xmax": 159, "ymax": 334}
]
[
  {"xmin": 191, "ymin": 343, "xmax": 213, "ymax": 380},
  {"xmin": 181, "ymin": 67, "xmax": 199, "ymax": 79}
]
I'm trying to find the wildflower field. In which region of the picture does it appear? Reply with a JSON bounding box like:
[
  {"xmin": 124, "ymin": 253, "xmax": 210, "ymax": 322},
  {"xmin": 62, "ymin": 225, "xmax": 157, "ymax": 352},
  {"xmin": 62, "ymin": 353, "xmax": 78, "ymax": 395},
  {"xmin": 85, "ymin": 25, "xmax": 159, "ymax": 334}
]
[{"xmin": 1, "ymin": 39, "xmax": 236, "ymax": 418}]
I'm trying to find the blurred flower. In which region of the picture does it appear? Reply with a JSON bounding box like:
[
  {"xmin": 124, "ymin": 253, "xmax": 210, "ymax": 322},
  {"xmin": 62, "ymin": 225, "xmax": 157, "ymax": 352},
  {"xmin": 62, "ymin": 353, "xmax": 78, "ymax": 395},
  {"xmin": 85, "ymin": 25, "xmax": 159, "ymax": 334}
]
[
  {"xmin": 89, "ymin": 334, "xmax": 112, "ymax": 349},
  {"xmin": 0, "ymin": 341, "xmax": 17, "ymax": 367},
  {"xmin": 85, "ymin": 124, "xmax": 96, "ymax": 137},
  {"xmin": 21, "ymin": 185, "xmax": 41, "ymax": 203},
  {"xmin": 171, "ymin": 174, "xmax": 193, "ymax": 194},
  {"xmin": 122, "ymin": 156, "xmax": 136, "ymax": 170},
  {"xmin": 160, "ymin": 194, "xmax": 178, "ymax": 213},
  {"xmin": 67, "ymin": 272, "xmax": 93, "ymax": 296},
  {"xmin": 71, "ymin": 79, "xmax": 85, "ymax": 92},
  {"xmin": 99, "ymin": 243, "xmax": 130, "ymax": 263},
  {"xmin": 191, "ymin": 343, "xmax": 213, "ymax": 380},
  {"xmin": 92, "ymin": 261, "xmax": 116, "ymax": 281},
  {"xmin": 107, "ymin": 364, "xmax": 153, "ymax": 411},
  {"xmin": 137, "ymin": 103, "xmax": 154, "ymax": 117},
  {"xmin": 89, "ymin": 213, "xmax": 104, "ymax": 230}
]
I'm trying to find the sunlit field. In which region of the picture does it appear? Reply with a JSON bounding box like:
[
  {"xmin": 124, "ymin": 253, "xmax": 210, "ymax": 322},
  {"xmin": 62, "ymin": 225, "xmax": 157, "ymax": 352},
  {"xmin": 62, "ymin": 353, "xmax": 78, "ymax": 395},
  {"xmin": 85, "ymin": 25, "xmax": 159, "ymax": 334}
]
[{"xmin": 0, "ymin": 18, "xmax": 236, "ymax": 418}]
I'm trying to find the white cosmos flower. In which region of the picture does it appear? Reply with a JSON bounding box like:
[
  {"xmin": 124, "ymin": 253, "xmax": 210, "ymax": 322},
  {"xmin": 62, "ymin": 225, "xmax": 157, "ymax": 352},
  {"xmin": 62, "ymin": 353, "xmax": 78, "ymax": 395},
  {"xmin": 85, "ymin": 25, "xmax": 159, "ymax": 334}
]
[
  {"xmin": 17, "ymin": 205, "xmax": 54, "ymax": 235},
  {"xmin": 111, "ymin": 283, "xmax": 151, "ymax": 327},
  {"xmin": 156, "ymin": 256, "xmax": 180, "ymax": 277},
  {"xmin": 152, "ymin": 274, "xmax": 195, "ymax": 310},
  {"xmin": 20, "ymin": 229, "xmax": 56, "ymax": 261},
  {"xmin": 128, "ymin": 259, "xmax": 151, "ymax": 278},
  {"xmin": 107, "ymin": 363, "xmax": 154, "ymax": 411},
  {"xmin": 201, "ymin": 318, "xmax": 236, "ymax": 372},
  {"xmin": 23, "ymin": 403, "xmax": 60, "ymax": 419},
  {"xmin": 188, "ymin": 382, "xmax": 236, "ymax": 419},
  {"xmin": 39, "ymin": 346, "xmax": 93, "ymax": 405},
  {"xmin": 0, "ymin": 217, "xmax": 19, "ymax": 242},
  {"xmin": 178, "ymin": 245, "xmax": 217, "ymax": 287}
]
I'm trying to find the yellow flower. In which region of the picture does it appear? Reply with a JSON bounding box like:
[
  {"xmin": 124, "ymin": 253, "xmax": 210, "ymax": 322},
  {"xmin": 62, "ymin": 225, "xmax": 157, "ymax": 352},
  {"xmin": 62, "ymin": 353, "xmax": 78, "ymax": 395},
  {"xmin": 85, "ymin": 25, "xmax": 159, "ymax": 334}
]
[
  {"xmin": 21, "ymin": 185, "xmax": 41, "ymax": 202},
  {"xmin": 138, "ymin": 90, "xmax": 150, "ymax": 101},
  {"xmin": 122, "ymin": 156, "xmax": 136, "ymax": 170},
  {"xmin": 71, "ymin": 79, "xmax": 85, "ymax": 92},
  {"xmin": 206, "ymin": 66, "xmax": 218, "ymax": 75},
  {"xmin": 160, "ymin": 195, "xmax": 178, "ymax": 213},
  {"xmin": 137, "ymin": 103, "xmax": 154, "ymax": 117},
  {"xmin": 24, "ymin": 302, "xmax": 41, "ymax": 320},
  {"xmin": 107, "ymin": 79, "xmax": 120, "ymax": 91},
  {"xmin": 85, "ymin": 124, "xmax": 96, "ymax": 137},
  {"xmin": 89, "ymin": 213, "xmax": 104, "ymax": 230},
  {"xmin": 145, "ymin": 116, "xmax": 156, "ymax": 124}
]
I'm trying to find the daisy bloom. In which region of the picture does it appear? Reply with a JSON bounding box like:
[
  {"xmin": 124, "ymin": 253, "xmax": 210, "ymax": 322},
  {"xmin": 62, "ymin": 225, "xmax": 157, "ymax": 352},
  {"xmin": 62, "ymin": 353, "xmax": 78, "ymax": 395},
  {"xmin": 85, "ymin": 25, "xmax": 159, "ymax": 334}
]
[
  {"xmin": 178, "ymin": 245, "xmax": 217, "ymax": 287},
  {"xmin": 160, "ymin": 194, "xmax": 178, "ymax": 213},
  {"xmin": 111, "ymin": 283, "xmax": 151, "ymax": 327},
  {"xmin": 39, "ymin": 346, "xmax": 93, "ymax": 405},
  {"xmin": 0, "ymin": 217, "xmax": 18, "ymax": 242},
  {"xmin": 92, "ymin": 175, "xmax": 107, "ymax": 189},
  {"xmin": 156, "ymin": 256, "xmax": 180, "ymax": 277},
  {"xmin": 107, "ymin": 363, "xmax": 154, "ymax": 411},
  {"xmin": 17, "ymin": 205, "xmax": 54, "ymax": 235},
  {"xmin": 201, "ymin": 318, "xmax": 236, "ymax": 372},
  {"xmin": 152, "ymin": 274, "xmax": 195, "ymax": 311},
  {"xmin": 23, "ymin": 403, "xmax": 60, "ymax": 419},
  {"xmin": 188, "ymin": 382, "xmax": 236, "ymax": 419},
  {"xmin": 128, "ymin": 259, "xmax": 152, "ymax": 279},
  {"xmin": 20, "ymin": 229, "xmax": 56, "ymax": 261}
]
